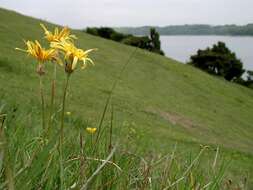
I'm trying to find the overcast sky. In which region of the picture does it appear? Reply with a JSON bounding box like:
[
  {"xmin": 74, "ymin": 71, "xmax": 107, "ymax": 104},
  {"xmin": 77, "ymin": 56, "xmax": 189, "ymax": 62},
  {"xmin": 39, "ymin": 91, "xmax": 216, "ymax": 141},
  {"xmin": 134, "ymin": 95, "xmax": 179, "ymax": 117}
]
[{"xmin": 1, "ymin": 0, "xmax": 253, "ymax": 28}]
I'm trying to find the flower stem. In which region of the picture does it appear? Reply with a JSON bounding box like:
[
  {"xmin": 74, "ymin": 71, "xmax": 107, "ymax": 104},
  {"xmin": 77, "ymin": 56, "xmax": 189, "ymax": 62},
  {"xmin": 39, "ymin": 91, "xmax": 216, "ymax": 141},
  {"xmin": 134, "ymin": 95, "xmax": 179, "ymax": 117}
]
[
  {"xmin": 59, "ymin": 73, "xmax": 70, "ymax": 190},
  {"xmin": 39, "ymin": 75, "xmax": 46, "ymax": 131},
  {"xmin": 60, "ymin": 73, "xmax": 70, "ymax": 145},
  {"xmin": 46, "ymin": 63, "xmax": 57, "ymax": 136}
]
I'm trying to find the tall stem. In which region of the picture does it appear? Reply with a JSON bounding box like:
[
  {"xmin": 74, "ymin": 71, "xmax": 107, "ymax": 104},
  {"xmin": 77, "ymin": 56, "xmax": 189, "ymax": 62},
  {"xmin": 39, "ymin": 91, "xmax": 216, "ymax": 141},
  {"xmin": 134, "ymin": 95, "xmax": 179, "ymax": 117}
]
[
  {"xmin": 60, "ymin": 73, "xmax": 70, "ymax": 143},
  {"xmin": 59, "ymin": 73, "xmax": 70, "ymax": 190},
  {"xmin": 46, "ymin": 63, "xmax": 57, "ymax": 136},
  {"xmin": 39, "ymin": 75, "xmax": 46, "ymax": 130}
]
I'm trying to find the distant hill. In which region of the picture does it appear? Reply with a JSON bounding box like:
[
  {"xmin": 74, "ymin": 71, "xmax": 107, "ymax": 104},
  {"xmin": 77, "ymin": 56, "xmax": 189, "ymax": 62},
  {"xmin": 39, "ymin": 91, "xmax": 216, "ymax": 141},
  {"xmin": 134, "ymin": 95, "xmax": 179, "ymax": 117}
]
[{"xmin": 115, "ymin": 24, "xmax": 253, "ymax": 36}]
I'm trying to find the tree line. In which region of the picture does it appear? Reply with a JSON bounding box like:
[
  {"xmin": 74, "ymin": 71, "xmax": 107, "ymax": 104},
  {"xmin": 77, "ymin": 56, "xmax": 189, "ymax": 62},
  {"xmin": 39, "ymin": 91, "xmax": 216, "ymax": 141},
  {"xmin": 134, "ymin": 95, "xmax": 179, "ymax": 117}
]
[
  {"xmin": 85, "ymin": 27, "xmax": 164, "ymax": 55},
  {"xmin": 115, "ymin": 24, "xmax": 253, "ymax": 36}
]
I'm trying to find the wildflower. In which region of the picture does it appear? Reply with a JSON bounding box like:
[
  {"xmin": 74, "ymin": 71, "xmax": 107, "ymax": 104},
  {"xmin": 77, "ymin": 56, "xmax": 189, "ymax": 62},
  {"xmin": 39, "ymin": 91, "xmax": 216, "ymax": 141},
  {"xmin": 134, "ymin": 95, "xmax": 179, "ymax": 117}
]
[
  {"xmin": 51, "ymin": 41, "xmax": 96, "ymax": 74},
  {"xmin": 66, "ymin": 111, "xmax": 71, "ymax": 116},
  {"xmin": 16, "ymin": 40, "xmax": 56, "ymax": 75},
  {"xmin": 40, "ymin": 23, "xmax": 77, "ymax": 42},
  {"xmin": 16, "ymin": 40, "xmax": 56, "ymax": 62},
  {"xmin": 86, "ymin": 127, "xmax": 97, "ymax": 134}
]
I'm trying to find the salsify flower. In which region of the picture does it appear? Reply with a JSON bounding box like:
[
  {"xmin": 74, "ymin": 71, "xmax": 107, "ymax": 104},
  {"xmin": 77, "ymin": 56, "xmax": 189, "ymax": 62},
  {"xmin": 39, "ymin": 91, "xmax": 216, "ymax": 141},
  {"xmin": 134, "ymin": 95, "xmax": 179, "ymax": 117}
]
[
  {"xmin": 51, "ymin": 40, "xmax": 96, "ymax": 73},
  {"xmin": 86, "ymin": 127, "xmax": 97, "ymax": 134},
  {"xmin": 40, "ymin": 23, "xmax": 77, "ymax": 42},
  {"xmin": 16, "ymin": 40, "xmax": 56, "ymax": 62},
  {"xmin": 16, "ymin": 40, "xmax": 56, "ymax": 75}
]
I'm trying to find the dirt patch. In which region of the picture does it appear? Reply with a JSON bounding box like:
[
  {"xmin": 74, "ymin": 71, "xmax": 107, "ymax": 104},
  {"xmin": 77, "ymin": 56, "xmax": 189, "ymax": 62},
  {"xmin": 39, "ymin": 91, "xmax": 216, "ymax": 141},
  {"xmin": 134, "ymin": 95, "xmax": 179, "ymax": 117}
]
[{"xmin": 145, "ymin": 108, "xmax": 198, "ymax": 129}]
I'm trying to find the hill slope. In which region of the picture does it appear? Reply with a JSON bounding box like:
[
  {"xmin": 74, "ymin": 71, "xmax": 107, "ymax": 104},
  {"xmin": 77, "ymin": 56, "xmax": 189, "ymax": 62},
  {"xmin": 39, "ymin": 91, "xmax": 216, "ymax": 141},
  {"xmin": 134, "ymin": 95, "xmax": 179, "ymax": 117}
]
[{"xmin": 0, "ymin": 8, "xmax": 253, "ymax": 184}]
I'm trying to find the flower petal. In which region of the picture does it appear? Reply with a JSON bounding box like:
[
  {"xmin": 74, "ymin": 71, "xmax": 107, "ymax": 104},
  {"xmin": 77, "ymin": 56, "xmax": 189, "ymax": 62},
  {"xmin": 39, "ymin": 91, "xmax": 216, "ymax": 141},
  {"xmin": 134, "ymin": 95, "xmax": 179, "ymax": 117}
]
[{"xmin": 72, "ymin": 56, "xmax": 78, "ymax": 70}]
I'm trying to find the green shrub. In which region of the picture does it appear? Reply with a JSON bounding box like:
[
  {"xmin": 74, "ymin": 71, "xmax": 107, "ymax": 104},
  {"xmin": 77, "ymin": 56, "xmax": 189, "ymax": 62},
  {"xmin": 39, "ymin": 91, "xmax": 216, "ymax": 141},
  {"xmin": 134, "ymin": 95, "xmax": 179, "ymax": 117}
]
[{"xmin": 189, "ymin": 42, "xmax": 244, "ymax": 81}]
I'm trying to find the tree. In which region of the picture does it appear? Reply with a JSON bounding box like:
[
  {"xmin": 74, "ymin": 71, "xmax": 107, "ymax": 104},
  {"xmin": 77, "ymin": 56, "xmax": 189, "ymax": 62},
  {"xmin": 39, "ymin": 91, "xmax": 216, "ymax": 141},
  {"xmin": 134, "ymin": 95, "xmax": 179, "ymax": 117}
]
[
  {"xmin": 150, "ymin": 28, "xmax": 164, "ymax": 55},
  {"xmin": 189, "ymin": 42, "xmax": 244, "ymax": 81}
]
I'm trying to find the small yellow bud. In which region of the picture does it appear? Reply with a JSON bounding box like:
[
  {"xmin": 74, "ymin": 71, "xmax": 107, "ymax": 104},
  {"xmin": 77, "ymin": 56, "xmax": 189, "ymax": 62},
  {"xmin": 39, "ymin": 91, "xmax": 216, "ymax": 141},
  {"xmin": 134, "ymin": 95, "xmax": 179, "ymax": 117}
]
[
  {"xmin": 86, "ymin": 127, "xmax": 97, "ymax": 134},
  {"xmin": 66, "ymin": 112, "xmax": 71, "ymax": 116}
]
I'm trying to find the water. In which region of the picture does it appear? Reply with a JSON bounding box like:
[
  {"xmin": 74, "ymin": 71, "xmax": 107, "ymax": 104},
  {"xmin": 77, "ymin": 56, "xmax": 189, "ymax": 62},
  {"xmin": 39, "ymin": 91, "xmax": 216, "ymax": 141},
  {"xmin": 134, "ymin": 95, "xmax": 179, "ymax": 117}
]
[{"xmin": 161, "ymin": 35, "xmax": 253, "ymax": 71}]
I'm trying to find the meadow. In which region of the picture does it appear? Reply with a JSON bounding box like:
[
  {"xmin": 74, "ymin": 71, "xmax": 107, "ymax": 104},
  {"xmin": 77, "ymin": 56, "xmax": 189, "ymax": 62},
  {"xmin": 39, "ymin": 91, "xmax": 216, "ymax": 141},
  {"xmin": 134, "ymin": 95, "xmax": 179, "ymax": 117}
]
[{"xmin": 0, "ymin": 8, "xmax": 253, "ymax": 189}]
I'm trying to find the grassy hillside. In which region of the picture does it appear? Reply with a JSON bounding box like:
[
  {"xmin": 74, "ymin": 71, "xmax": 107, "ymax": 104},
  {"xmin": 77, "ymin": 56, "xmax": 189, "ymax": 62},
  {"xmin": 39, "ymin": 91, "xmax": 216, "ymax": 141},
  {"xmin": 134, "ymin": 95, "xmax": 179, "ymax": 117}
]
[{"xmin": 0, "ymin": 8, "xmax": 253, "ymax": 188}]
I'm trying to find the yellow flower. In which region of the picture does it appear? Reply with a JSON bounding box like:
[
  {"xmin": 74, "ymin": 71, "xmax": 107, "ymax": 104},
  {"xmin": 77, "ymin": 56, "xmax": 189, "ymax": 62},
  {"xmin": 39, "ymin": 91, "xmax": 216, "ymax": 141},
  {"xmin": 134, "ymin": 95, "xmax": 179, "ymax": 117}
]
[
  {"xmin": 86, "ymin": 127, "xmax": 97, "ymax": 134},
  {"xmin": 66, "ymin": 111, "xmax": 71, "ymax": 116},
  {"xmin": 51, "ymin": 41, "xmax": 96, "ymax": 73},
  {"xmin": 16, "ymin": 40, "xmax": 56, "ymax": 63},
  {"xmin": 40, "ymin": 23, "xmax": 77, "ymax": 42}
]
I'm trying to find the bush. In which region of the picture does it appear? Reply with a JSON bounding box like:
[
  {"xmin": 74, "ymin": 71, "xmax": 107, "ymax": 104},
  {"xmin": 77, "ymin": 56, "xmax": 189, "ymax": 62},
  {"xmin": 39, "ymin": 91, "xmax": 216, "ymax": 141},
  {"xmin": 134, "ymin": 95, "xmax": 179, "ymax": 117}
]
[
  {"xmin": 122, "ymin": 36, "xmax": 152, "ymax": 50},
  {"xmin": 189, "ymin": 42, "xmax": 245, "ymax": 81},
  {"xmin": 86, "ymin": 27, "xmax": 98, "ymax": 36},
  {"xmin": 150, "ymin": 28, "xmax": 164, "ymax": 55},
  {"xmin": 110, "ymin": 32, "xmax": 126, "ymax": 42},
  {"xmin": 235, "ymin": 70, "xmax": 253, "ymax": 89},
  {"xmin": 85, "ymin": 27, "xmax": 164, "ymax": 55}
]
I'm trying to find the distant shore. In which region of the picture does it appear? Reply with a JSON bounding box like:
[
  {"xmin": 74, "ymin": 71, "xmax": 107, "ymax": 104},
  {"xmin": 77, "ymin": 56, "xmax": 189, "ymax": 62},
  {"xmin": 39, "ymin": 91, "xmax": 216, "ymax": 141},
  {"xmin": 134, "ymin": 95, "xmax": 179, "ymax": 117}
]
[{"xmin": 114, "ymin": 24, "xmax": 253, "ymax": 36}]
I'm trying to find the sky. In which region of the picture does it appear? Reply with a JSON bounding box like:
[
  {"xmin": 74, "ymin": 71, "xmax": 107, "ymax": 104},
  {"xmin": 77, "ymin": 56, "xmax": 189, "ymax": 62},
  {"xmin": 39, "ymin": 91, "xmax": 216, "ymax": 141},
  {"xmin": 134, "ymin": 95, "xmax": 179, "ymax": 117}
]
[{"xmin": 1, "ymin": 0, "xmax": 253, "ymax": 29}]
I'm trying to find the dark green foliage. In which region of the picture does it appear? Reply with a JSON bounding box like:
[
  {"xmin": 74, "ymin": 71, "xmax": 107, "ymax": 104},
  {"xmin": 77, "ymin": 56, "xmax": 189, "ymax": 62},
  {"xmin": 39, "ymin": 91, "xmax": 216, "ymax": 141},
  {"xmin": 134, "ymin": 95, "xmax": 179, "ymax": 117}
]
[
  {"xmin": 86, "ymin": 27, "xmax": 127, "ymax": 42},
  {"xmin": 189, "ymin": 42, "xmax": 245, "ymax": 81},
  {"xmin": 246, "ymin": 70, "xmax": 253, "ymax": 81},
  {"xmin": 121, "ymin": 36, "xmax": 152, "ymax": 50},
  {"xmin": 246, "ymin": 70, "xmax": 253, "ymax": 88},
  {"xmin": 86, "ymin": 27, "xmax": 98, "ymax": 36},
  {"xmin": 110, "ymin": 32, "xmax": 126, "ymax": 42},
  {"xmin": 235, "ymin": 70, "xmax": 253, "ymax": 89},
  {"xmin": 96, "ymin": 27, "xmax": 116, "ymax": 39},
  {"xmin": 150, "ymin": 28, "xmax": 164, "ymax": 55},
  {"xmin": 150, "ymin": 28, "xmax": 161, "ymax": 50},
  {"xmin": 85, "ymin": 27, "xmax": 164, "ymax": 55}
]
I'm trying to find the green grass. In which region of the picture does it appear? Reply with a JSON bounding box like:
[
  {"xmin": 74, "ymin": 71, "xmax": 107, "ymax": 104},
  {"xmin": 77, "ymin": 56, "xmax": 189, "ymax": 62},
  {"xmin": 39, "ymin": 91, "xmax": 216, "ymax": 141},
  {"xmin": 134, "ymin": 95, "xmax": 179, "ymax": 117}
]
[{"xmin": 0, "ymin": 7, "xmax": 253, "ymax": 189}]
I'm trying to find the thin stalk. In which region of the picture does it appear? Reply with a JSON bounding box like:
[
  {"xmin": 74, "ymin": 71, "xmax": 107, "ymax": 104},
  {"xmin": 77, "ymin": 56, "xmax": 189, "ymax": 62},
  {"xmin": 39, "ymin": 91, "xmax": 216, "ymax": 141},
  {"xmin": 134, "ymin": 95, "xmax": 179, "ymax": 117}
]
[
  {"xmin": 163, "ymin": 146, "xmax": 208, "ymax": 190},
  {"xmin": 39, "ymin": 75, "xmax": 46, "ymax": 130},
  {"xmin": 0, "ymin": 116, "xmax": 14, "ymax": 190},
  {"xmin": 0, "ymin": 115, "xmax": 6, "ymax": 173},
  {"xmin": 79, "ymin": 132, "xmax": 86, "ymax": 188},
  {"xmin": 108, "ymin": 104, "xmax": 113, "ymax": 152},
  {"xmin": 212, "ymin": 146, "xmax": 219, "ymax": 170},
  {"xmin": 59, "ymin": 73, "xmax": 70, "ymax": 190},
  {"xmin": 94, "ymin": 48, "xmax": 137, "ymax": 150},
  {"xmin": 47, "ymin": 63, "xmax": 57, "ymax": 136},
  {"xmin": 60, "ymin": 74, "xmax": 70, "ymax": 139},
  {"xmin": 80, "ymin": 144, "xmax": 118, "ymax": 190}
]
